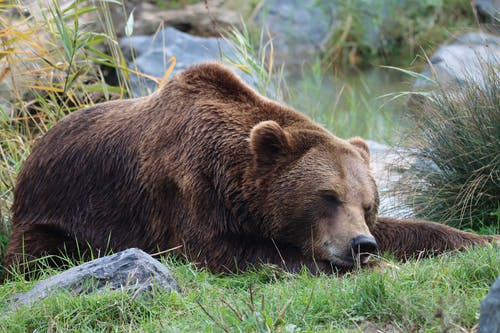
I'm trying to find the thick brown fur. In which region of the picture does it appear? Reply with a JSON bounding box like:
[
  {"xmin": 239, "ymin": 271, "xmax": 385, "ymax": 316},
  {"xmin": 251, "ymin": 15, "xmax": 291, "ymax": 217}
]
[{"xmin": 4, "ymin": 63, "xmax": 498, "ymax": 277}]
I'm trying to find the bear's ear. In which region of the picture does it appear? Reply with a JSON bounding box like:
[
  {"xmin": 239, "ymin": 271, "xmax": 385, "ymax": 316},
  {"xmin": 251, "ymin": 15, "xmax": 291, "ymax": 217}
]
[
  {"xmin": 249, "ymin": 120, "xmax": 292, "ymax": 169},
  {"xmin": 349, "ymin": 137, "xmax": 370, "ymax": 164}
]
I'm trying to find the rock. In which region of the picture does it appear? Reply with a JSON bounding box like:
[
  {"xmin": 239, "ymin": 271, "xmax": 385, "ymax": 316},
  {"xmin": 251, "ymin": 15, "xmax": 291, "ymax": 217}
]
[
  {"xmin": 252, "ymin": 0, "xmax": 435, "ymax": 67},
  {"xmin": 479, "ymin": 275, "xmax": 500, "ymax": 333},
  {"xmin": 254, "ymin": 0, "xmax": 338, "ymax": 66},
  {"xmin": 475, "ymin": 0, "xmax": 500, "ymax": 25},
  {"xmin": 367, "ymin": 141, "xmax": 415, "ymax": 218},
  {"xmin": 119, "ymin": 27, "xmax": 258, "ymax": 96},
  {"xmin": 0, "ymin": 81, "xmax": 14, "ymax": 117},
  {"xmin": 8, "ymin": 248, "xmax": 178, "ymax": 310},
  {"xmin": 413, "ymin": 32, "xmax": 500, "ymax": 91}
]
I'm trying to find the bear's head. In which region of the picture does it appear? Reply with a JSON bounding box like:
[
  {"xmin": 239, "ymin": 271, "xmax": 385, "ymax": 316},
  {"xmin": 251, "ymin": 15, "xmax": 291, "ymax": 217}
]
[{"xmin": 247, "ymin": 120, "xmax": 379, "ymax": 268}]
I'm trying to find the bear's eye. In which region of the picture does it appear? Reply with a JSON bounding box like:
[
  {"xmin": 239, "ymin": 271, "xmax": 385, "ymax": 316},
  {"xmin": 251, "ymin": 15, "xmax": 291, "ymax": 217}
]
[
  {"xmin": 364, "ymin": 205, "xmax": 375, "ymax": 226},
  {"xmin": 363, "ymin": 204, "xmax": 374, "ymax": 220},
  {"xmin": 320, "ymin": 191, "xmax": 341, "ymax": 206}
]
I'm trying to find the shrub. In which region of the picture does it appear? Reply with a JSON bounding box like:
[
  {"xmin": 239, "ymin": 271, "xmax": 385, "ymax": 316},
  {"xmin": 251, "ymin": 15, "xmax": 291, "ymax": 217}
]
[{"xmin": 398, "ymin": 65, "xmax": 500, "ymax": 230}]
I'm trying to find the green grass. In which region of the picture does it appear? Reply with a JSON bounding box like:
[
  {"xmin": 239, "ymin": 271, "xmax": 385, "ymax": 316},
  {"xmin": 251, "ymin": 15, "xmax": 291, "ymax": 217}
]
[
  {"xmin": 1, "ymin": 246, "xmax": 498, "ymax": 332},
  {"xmin": 153, "ymin": 0, "xmax": 200, "ymax": 10},
  {"xmin": 222, "ymin": 27, "xmax": 404, "ymax": 143},
  {"xmin": 284, "ymin": 61, "xmax": 407, "ymax": 143},
  {"xmin": 396, "ymin": 65, "xmax": 500, "ymax": 230}
]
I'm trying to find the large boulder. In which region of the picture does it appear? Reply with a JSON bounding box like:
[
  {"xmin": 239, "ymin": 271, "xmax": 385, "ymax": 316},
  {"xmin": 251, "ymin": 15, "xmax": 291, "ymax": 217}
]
[
  {"xmin": 120, "ymin": 27, "xmax": 257, "ymax": 96},
  {"xmin": 81, "ymin": 0, "xmax": 240, "ymax": 38},
  {"xmin": 413, "ymin": 32, "xmax": 500, "ymax": 91},
  {"xmin": 7, "ymin": 248, "xmax": 179, "ymax": 310},
  {"xmin": 475, "ymin": 0, "xmax": 500, "ymax": 26},
  {"xmin": 254, "ymin": 0, "xmax": 338, "ymax": 65}
]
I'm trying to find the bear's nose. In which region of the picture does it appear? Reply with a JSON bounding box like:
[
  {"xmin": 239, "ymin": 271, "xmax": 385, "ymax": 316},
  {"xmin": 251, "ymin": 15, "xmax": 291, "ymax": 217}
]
[{"xmin": 351, "ymin": 235, "xmax": 378, "ymax": 262}]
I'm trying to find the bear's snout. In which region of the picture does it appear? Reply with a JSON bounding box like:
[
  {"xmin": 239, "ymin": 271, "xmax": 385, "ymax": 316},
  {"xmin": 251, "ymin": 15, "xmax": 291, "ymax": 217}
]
[{"xmin": 351, "ymin": 235, "xmax": 378, "ymax": 263}]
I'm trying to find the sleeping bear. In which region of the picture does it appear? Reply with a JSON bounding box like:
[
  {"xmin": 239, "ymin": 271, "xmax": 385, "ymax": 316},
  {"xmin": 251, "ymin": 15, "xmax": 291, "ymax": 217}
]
[{"xmin": 4, "ymin": 63, "xmax": 498, "ymax": 275}]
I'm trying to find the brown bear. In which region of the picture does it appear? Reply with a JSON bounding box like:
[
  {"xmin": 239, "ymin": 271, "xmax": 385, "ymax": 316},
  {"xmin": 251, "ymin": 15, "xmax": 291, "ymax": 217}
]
[{"xmin": 4, "ymin": 63, "xmax": 498, "ymax": 276}]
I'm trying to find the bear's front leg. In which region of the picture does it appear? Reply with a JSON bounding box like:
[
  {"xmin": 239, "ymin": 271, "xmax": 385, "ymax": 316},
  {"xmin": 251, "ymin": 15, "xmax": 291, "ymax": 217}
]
[{"xmin": 371, "ymin": 216, "xmax": 499, "ymax": 260}]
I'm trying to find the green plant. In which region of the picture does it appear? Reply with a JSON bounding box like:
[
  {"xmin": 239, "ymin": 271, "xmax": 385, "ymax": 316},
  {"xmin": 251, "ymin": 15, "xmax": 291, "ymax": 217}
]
[
  {"xmin": 1, "ymin": 246, "xmax": 498, "ymax": 331},
  {"xmin": 397, "ymin": 65, "xmax": 500, "ymax": 229},
  {"xmin": 222, "ymin": 25, "xmax": 402, "ymax": 142},
  {"xmin": 323, "ymin": 0, "xmax": 476, "ymax": 68},
  {"xmin": 154, "ymin": 0, "xmax": 199, "ymax": 10},
  {"xmin": 286, "ymin": 61, "xmax": 403, "ymax": 142},
  {"xmin": 222, "ymin": 22, "xmax": 286, "ymax": 102}
]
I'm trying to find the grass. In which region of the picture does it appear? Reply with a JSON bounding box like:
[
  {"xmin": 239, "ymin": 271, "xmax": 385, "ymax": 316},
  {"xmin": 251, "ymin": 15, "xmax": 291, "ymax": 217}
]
[
  {"xmin": 222, "ymin": 26, "xmax": 404, "ymax": 143},
  {"xmin": 395, "ymin": 65, "xmax": 500, "ymax": 230},
  {"xmin": 284, "ymin": 61, "xmax": 407, "ymax": 143},
  {"xmin": 0, "ymin": 246, "xmax": 498, "ymax": 332},
  {"xmin": 154, "ymin": 0, "xmax": 200, "ymax": 10}
]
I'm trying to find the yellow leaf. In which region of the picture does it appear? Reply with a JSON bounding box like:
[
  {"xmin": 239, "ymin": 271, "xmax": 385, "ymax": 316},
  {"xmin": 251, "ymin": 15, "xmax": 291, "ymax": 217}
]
[{"xmin": 158, "ymin": 56, "xmax": 176, "ymax": 88}]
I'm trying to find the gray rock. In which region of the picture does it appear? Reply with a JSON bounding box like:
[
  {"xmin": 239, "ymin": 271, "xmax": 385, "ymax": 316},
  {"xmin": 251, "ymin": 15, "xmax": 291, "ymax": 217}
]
[
  {"xmin": 475, "ymin": 0, "xmax": 500, "ymax": 24},
  {"xmin": 479, "ymin": 275, "xmax": 500, "ymax": 333},
  {"xmin": 119, "ymin": 27, "xmax": 257, "ymax": 96},
  {"xmin": 0, "ymin": 81, "xmax": 14, "ymax": 117},
  {"xmin": 253, "ymin": 0, "xmax": 429, "ymax": 67},
  {"xmin": 413, "ymin": 32, "xmax": 500, "ymax": 91},
  {"xmin": 128, "ymin": 0, "xmax": 240, "ymax": 38},
  {"xmin": 8, "ymin": 248, "xmax": 178, "ymax": 310},
  {"xmin": 454, "ymin": 32, "xmax": 500, "ymax": 46},
  {"xmin": 255, "ymin": 0, "xmax": 338, "ymax": 65},
  {"xmin": 367, "ymin": 141, "xmax": 415, "ymax": 218}
]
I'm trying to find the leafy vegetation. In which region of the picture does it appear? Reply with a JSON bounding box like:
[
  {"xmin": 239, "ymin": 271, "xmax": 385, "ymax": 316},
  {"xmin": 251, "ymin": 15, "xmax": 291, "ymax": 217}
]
[
  {"xmin": 154, "ymin": 0, "xmax": 200, "ymax": 10},
  {"xmin": 222, "ymin": 26, "xmax": 404, "ymax": 143},
  {"xmin": 1, "ymin": 246, "xmax": 498, "ymax": 332},
  {"xmin": 397, "ymin": 66, "xmax": 500, "ymax": 230},
  {"xmin": 323, "ymin": 0, "xmax": 477, "ymax": 68}
]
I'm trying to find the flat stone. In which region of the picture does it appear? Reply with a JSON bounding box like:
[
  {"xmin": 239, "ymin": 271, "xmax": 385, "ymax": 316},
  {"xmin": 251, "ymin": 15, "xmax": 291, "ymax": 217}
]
[
  {"xmin": 131, "ymin": 0, "xmax": 240, "ymax": 37},
  {"xmin": 7, "ymin": 248, "xmax": 179, "ymax": 310}
]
